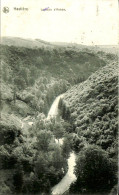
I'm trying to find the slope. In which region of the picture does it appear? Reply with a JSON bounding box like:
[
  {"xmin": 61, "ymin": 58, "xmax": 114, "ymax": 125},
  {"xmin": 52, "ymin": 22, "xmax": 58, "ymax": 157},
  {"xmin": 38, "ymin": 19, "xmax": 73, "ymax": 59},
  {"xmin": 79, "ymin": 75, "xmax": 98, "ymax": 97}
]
[
  {"xmin": 1, "ymin": 37, "xmax": 116, "ymax": 117},
  {"xmin": 60, "ymin": 61, "xmax": 118, "ymax": 157}
]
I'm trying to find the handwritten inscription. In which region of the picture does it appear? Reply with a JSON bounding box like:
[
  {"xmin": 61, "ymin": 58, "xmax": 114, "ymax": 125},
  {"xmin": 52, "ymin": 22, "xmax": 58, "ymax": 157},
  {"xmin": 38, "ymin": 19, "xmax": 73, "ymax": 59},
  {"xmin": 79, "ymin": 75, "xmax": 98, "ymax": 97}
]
[
  {"xmin": 42, "ymin": 7, "xmax": 49, "ymax": 11},
  {"xmin": 3, "ymin": 6, "xmax": 66, "ymax": 12},
  {"xmin": 41, "ymin": 7, "xmax": 66, "ymax": 11},
  {"xmin": 14, "ymin": 7, "xmax": 29, "ymax": 11}
]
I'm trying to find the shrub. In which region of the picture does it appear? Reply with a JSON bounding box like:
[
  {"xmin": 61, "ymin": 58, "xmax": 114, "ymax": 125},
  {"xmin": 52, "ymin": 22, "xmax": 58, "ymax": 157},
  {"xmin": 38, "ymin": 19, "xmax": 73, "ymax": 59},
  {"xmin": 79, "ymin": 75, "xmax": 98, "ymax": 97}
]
[{"xmin": 70, "ymin": 145, "xmax": 117, "ymax": 194}]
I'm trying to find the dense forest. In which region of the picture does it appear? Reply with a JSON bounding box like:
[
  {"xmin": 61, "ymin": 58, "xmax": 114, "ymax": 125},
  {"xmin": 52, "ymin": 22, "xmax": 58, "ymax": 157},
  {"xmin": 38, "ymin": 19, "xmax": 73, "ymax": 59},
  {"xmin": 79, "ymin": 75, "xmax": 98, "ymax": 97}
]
[
  {"xmin": 59, "ymin": 62, "xmax": 118, "ymax": 194},
  {"xmin": 0, "ymin": 37, "xmax": 118, "ymax": 194},
  {"xmin": 1, "ymin": 39, "xmax": 115, "ymax": 115}
]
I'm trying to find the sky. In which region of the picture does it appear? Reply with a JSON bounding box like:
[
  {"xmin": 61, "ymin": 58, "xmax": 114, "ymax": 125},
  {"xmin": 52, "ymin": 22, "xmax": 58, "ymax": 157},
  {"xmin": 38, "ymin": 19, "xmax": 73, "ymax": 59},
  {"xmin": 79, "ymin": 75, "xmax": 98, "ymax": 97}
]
[{"xmin": 1, "ymin": 0, "xmax": 118, "ymax": 45}]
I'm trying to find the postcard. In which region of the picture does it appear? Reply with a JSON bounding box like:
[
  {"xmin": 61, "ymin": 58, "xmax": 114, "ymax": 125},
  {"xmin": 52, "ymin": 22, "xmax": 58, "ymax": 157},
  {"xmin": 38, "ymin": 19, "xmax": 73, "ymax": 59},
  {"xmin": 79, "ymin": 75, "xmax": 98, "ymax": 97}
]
[{"xmin": 1, "ymin": 0, "xmax": 118, "ymax": 194}]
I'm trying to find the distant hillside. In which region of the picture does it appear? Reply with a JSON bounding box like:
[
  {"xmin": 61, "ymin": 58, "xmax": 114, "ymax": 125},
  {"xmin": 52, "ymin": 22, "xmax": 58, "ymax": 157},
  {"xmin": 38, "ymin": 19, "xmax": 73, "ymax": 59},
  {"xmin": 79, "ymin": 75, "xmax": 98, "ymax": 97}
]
[
  {"xmin": 1, "ymin": 36, "xmax": 118, "ymax": 54},
  {"xmin": 52, "ymin": 42, "xmax": 118, "ymax": 54},
  {"xmin": 1, "ymin": 37, "xmax": 116, "ymax": 117},
  {"xmin": 92, "ymin": 45, "xmax": 119, "ymax": 55},
  {"xmin": 1, "ymin": 37, "xmax": 55, "ymax": 49},
  {"xmin": 0, "ymin": 37, "xmax": 118, "ymax": 195},
  {"xmin": 60, "ymin": 62, "xmax": 118, "ymax": 157}
]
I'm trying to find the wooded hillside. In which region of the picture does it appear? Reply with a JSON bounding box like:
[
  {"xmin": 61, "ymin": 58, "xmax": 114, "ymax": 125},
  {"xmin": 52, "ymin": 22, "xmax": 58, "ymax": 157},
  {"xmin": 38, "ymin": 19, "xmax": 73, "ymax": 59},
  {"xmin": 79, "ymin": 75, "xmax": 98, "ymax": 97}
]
[{"xmin": 0, "ymin": 38, "xmax": 118, "ymax": 194}]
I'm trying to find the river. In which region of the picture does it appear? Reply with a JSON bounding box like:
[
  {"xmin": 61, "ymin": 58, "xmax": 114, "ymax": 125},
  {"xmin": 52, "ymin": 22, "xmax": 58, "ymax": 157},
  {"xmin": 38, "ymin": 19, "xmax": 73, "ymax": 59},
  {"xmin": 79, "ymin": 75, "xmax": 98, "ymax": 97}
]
[{"xmin": 47, "ymin": 94, "xmax": 76, "ymax": 195}]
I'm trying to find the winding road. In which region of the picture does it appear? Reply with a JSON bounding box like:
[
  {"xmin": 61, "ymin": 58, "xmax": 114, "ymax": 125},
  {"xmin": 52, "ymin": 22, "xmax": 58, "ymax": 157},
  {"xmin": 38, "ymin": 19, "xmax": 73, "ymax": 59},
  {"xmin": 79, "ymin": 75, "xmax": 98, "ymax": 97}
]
[
  {"xmin": 47, "ymin": 94, "xmax": 76, "ymax": 195},
  {"xmin": 52, "ymin": 152, "xmax": 76, "ymax": 195},
  {"xmin": 47, "ymin": 94, "xmax": 64, "ymax": 120},
  {"xmin": 20, "ymin": 94, "xmax": 77, "ymax": 194}
]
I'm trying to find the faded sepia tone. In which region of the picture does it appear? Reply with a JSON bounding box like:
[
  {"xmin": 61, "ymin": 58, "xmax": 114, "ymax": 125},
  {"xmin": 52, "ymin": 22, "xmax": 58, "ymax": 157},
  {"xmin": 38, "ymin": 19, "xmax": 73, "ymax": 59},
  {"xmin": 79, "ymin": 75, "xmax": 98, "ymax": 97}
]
[
  {"xmin": 1, "ymin": 0, "xmax": 118, "ymax": 45},
  {"xmin": 0, "ymin": 0, "xmax": 118, "ymax": 195}
]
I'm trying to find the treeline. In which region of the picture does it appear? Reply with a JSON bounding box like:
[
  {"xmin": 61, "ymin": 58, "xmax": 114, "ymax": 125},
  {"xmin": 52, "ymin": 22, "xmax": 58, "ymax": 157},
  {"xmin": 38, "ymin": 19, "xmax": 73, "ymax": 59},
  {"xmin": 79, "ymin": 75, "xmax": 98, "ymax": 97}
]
[
  {"xmin": 0, "ymin": 113, "xmax": 71, "ymax": 194},
  {"xmin": 18, "ymin": 78, "xmax": 70, "ymax": 115},
  {"xmin": 58, "ymin": 61, "xmax": 118, "ymax": 194},
  {"xmin": 1, "ymin": 44, "xmax": 115, "ymax": 115},
  {"xmin": 0, "ymin": 41, "xmax": 118, "ymax": 194}
]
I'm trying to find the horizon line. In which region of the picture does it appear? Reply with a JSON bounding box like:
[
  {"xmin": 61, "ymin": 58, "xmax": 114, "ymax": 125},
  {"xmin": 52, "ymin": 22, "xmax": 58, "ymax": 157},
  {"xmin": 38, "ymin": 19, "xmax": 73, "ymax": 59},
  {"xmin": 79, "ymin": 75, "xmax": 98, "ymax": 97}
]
[{"xmin": 1, "ymin": 35, "xmax": 118, "ymax": 47}]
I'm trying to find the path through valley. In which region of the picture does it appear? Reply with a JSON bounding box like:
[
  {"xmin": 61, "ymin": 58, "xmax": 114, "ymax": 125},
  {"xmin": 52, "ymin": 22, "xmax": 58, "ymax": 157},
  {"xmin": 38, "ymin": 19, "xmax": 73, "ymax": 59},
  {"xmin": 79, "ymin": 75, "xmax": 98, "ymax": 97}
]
[
  {"xmin": 20, "ymin": 94, "xmax": 77, "ymax": 195},
  {"xmin": 47, "ymin": 94, "xmax": 76, "ymax": 195}
]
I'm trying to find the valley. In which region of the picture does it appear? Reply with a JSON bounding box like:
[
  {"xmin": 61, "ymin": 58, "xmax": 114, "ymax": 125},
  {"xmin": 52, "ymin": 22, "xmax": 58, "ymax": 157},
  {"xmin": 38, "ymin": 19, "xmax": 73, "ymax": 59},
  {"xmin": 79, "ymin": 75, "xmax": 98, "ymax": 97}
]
[{"xmin": 0, "ymin": 37, "xmax": 118, "ymax": 195}]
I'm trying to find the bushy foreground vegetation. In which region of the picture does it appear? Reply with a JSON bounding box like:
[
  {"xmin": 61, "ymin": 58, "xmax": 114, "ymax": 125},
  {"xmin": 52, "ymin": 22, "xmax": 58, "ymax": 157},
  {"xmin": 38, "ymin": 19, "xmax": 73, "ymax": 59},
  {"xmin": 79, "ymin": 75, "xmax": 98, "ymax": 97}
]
[
  {"xmin": 0, "ymin": 39, "xmax": 118, "ymax": 194},
  {"xmin": 70, "ymin": 145, "xmax": 117, "ymax": 194},
  {"xmin": 0, "ymin": 113, "xmax": 72, "ymax": 194}
]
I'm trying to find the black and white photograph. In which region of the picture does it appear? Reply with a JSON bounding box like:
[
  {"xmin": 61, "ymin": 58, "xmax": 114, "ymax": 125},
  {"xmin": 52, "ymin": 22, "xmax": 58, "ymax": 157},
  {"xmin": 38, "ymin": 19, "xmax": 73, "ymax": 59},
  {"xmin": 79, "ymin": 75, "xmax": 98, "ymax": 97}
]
[{"xmin": 0, "ymin": 0, "xmax": 118, "ymax": 194}]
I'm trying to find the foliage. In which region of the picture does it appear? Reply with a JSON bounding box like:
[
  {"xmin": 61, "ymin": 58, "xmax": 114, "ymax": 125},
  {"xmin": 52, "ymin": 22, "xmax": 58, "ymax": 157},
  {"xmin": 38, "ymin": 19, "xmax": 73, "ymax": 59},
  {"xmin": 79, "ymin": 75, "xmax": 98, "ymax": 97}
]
[
  {"xmin": 1, "ymin": 43, "xmax": 114, "ymax": 115},
  {"xmin": 0, "ymin": 113, "xmax": 22, "ymax": 145},
  {"xmin": 1, "ymin": 40, "xmax": 118, "ymax": 194},
  {"xmin": 37, "ymin": 130, "xmax": 52, "ymax": 151},
  {"xmin": 70, "ymin": 145, "xmax": 117, "ymax": 194},
  {"xmin": 61, "ymin": 62, "xmax": 118, "ymax": 156},
  {"xmin": 61, "ymin": 133, "xmax": 72, "ymax": 158}
]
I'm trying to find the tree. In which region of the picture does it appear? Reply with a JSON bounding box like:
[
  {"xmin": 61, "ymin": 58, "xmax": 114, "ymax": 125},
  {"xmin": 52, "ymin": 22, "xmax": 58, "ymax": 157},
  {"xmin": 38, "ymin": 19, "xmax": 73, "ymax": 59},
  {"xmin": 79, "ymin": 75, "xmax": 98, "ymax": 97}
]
[
  {"xmin": 37, "ymin": 130, "xmax": 52, "ymax": 151},
  {"xmin": 72, "ymin": 135, "xmax": 85, "ymax": 152},
  {"xmin": 53, "ymin": 121, "xmax": 65, "ymax": 141},
  {"xmin": 19, "ymin": 67, "xmax": 29, "ymax": 85},
  {"xmin": 2, "ymin": 63, "xmax": 8, "ymax": 82},
  {"xmin": 52, "ymin": 146, "xmax": 64, "ymax": 169},
  {"xmin": 61, "ymin": 134, "xmax": 72, "ymax": 158},
  {"xmin": 13, "ymin": 164, "xmax": 24, "ymax": 193},
  {"xmin": 14, "ymin": 76, "xmax": 26, "ymax": 90},
  {"xmin": 34, "ymin": 152, "xmax": 48, "ymax": 176},
  {"xmin": 70, "ymin": 145, "xmax": 117, "ymax": 194}
]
